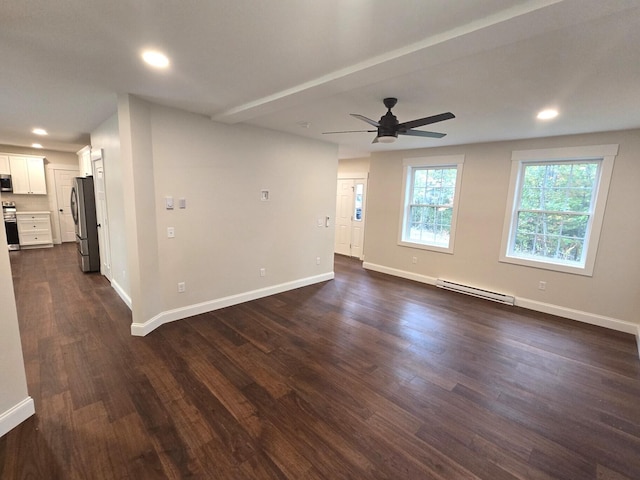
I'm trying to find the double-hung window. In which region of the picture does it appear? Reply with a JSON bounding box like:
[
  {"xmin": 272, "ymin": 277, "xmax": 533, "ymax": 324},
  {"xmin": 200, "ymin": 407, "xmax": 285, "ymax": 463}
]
[
  {"xmin": 500, "ymin": 144, "xmax": 617, "ymax": 276},
  {"xmin": 399, "ymin": 155, "xmax": 464, "ymax": 253}
]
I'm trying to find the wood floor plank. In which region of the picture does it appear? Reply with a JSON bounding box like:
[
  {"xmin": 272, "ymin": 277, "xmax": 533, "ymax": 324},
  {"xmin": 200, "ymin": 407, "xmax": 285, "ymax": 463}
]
[
  {"xmin": 129, "ymin": 373, "xmax": 201, "ymax": 479},
  {"xmin": 243, "ymin": 383, "xmax": 375, "ymax": 480},
  {"xmin": 110, "ymin": 413, "xmax": 167, "ymax": 480},
  {"xmin": 142, "ymin": 333, "xmax": 258, "ymax": 465},
  {"xmin": 365, "ymin": 412, "xmax": 482, "ymax": 480},
  {"xmin": 1, "ymin": 244, "xmax": 639, "ymax": 479}
]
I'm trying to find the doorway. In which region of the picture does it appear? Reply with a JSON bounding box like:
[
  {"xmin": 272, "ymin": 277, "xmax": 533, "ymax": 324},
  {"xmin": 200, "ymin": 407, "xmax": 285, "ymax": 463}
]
[
  {"xmin": 52, "ymin": 166, "xmax": 79, "ymax": 243},
  {"xmin": 334, "ymin": 176, "xmax": 367, "ymax": 259},
  {"xmin": 93, "ymin": 153, "xmax": 112, "ymax": 281}
]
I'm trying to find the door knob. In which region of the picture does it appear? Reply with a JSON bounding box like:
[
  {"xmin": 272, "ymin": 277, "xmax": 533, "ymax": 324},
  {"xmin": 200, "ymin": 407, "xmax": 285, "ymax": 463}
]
[{"xmin": 59, "ymin": 209, "xmax": 63, "ymax": 212}]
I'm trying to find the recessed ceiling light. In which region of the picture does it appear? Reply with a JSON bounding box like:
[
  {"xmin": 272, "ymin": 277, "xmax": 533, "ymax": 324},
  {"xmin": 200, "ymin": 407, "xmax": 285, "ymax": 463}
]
[
  {"xmin": 537, "ymin": 109, "xmax": 558, "ymax": 120},
  {"xmin": 31, "ymin": 143, "xmax": 43, "ymax": 149},
  {"xmin": 32, "ymin": 128, "xmax": 48, "ymax": 135},
  {"xmin": 142, "ymin": 50, "xmax": 170, "ymax": 69}
]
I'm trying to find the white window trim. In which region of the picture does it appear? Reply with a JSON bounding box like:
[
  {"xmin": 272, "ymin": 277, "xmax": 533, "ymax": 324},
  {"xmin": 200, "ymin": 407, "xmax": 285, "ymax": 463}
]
[
  {"xmin": 398, "ymin": 154, "xmax": 465, "ymax": 254},
  {"xmin": 499, "ymin": 144, "xmax": 618, "ymax": 276}
]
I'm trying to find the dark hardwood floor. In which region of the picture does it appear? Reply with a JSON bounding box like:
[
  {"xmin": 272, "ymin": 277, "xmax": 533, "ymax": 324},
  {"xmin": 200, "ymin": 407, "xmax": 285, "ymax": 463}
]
[{"xmin": 1, "ymin": 243, "xmax": 639, "ymax": 479}]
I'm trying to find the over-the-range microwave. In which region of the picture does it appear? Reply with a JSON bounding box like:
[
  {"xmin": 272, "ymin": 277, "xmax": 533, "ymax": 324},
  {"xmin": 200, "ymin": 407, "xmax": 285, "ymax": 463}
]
[{"xmin": 0, "ymin": 174, "xmax": 12, "ymax": 192}]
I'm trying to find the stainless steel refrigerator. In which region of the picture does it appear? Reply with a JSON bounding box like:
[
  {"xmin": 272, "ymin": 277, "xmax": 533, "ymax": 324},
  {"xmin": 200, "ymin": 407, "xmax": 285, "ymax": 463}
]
[{"xmin": 70, "ymin": 176, "xmax": 100, "ymax": 272}]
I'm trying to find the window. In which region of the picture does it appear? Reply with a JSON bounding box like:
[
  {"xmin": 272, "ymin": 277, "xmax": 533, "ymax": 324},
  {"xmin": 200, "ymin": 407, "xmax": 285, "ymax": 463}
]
[
  {"xmin": 399, "ymin": 155, "xmax": 464, "ymax": 253},
  {"xmin": 500, "ymin": 144, "xmax": 617, "ymax": 276},
  {"xmin": 354, "ymin": 183, "xmax": 364, "ymax": 221}
]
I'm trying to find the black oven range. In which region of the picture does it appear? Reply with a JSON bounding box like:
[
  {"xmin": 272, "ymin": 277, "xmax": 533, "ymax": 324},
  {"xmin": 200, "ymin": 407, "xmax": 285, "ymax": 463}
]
[{"xmin": 2, "ymin": 201, "xmax": 20, "ymax": 251}]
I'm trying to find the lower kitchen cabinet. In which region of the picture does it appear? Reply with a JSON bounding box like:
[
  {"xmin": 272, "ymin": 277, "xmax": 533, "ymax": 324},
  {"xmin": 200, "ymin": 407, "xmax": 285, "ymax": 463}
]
[{"xmin": 17, "ymin": 211, "xmax": 53, "ymax": 248}]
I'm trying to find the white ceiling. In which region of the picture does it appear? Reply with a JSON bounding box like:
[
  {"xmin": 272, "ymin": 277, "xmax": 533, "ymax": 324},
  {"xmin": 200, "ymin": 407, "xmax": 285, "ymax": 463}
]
[{"xmin": 1, "ymin": 0, "xmax": 639, "ymax": 157}]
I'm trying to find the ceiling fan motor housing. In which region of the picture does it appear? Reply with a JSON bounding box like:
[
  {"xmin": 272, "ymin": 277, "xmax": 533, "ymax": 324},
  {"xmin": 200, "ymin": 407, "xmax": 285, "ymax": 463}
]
[{"xmin": 378, "ymin": 110, "xmax": 399, "ymax": 139}]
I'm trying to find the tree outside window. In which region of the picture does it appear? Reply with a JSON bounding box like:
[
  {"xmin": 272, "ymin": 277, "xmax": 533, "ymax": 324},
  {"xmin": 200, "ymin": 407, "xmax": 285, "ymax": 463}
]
[{"xmin": 513, "ymin": 161, "xmax": 598, "ymax": 264}]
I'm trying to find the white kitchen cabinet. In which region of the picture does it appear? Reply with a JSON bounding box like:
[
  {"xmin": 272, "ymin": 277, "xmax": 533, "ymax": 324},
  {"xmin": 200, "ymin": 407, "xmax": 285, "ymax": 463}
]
[
  {"xmin": 9, "ymin": 156, "xmax": 47, "ymax": 194},
  {"xmin": 17, "ymin": 212, "xmax": 53, "ymax": 248},
  {"xmin": 77, "ymin": 145, "xmax": 92, "ymax": 177},
  {"xmin": 0, "ymin": 154, "xmax": 9, "ymax": 175}
]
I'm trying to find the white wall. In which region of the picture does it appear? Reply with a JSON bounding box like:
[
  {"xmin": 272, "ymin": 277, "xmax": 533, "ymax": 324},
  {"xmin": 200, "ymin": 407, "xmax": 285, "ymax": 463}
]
[
  {"xmin": 364, "ymin": 129, "xmax": 640, "ymax": 333},
  {"xmin": 117, "ymin": 95, "xmax": 338, "ymax": 335},
  {"xmin": 338, "ymin": 157, "xmax": 370, "ymax": 177},
  {"xmin": 0, "ymin": 214, "xmax": 34, "ymax": 436}
]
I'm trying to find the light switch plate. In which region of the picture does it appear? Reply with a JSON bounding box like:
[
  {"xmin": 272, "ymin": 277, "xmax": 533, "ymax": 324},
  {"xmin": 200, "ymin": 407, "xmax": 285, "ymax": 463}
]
[{"xmin": 165, "ymin": 196, "xmax": 174, "ymax": 210}]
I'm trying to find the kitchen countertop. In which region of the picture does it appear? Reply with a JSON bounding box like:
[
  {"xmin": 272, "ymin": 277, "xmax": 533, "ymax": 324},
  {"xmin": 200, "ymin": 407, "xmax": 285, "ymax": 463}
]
[{"xmin": 16, "ymin": 211, "xmax": 51, "ymax": 215}]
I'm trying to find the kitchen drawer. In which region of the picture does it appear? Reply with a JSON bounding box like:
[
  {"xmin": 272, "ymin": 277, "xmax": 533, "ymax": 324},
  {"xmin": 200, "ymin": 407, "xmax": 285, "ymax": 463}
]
[
  {"xmin": 16, "ymin": 212, "xmax": 52, "ymax": 248},
  {"xmin": 19, "ymin": 231, "xmax": 53, "ymax": 246},
  {"xmin": 18, "ymin": 219, "xmax": 51, "ymax": 233},
  {"xmin": 17, "ymin": 214, "xmax": 50, "ymax": 222}
]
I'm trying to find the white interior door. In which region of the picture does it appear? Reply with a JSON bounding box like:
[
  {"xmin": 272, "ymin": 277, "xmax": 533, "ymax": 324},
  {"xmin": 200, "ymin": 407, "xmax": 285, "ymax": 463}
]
[
  {"xmin": 350, "ymin": 181, "xmax": 366, "ymax": 259},
  {"xmin": 335, "ymin": 179, "xmax": 353, "ymax": 256},
  {"xmin": 54, "ymin": 169, "xmax": 78, "ymax": 242},
  {"xmin": 93, "ymin": 158, "xmax": 112, "ymax": 281},
  {"xmin": 334, "ymin": 177, "xmax": 367, "ymax": 258}
]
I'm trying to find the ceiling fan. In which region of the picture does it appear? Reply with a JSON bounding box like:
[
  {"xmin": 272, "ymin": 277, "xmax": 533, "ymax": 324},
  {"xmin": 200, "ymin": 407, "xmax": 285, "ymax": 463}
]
[{"xmin": 323, "ymin": 97, "xmax": 455, "ymax": 143}]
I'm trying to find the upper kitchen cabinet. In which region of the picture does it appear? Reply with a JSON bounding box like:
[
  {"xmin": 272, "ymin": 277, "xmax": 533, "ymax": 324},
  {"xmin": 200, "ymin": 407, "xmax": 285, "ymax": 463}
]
[
  {"xmin": 77, "ymin": 145, "xmax": 92, "ymax": 177},
  {"xmin": 0, "ymin": 155, "xmax": 10, "ymax": 175},
  {"xmin": 9, "ymin": 155, "xmax": 47, "ymax": 194}
]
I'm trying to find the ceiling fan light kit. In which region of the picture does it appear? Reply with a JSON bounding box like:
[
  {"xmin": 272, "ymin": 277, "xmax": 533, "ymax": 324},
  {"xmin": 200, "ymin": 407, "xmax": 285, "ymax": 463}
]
[{"xmin": 323, "ymin": 97, "xmax": 454, "ymax": 144}]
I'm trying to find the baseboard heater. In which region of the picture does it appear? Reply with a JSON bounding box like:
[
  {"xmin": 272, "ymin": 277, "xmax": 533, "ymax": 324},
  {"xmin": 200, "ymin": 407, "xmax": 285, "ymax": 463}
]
[{"xmin": 435, "ymin": 279, "xmax": 515, "ymax": 306}]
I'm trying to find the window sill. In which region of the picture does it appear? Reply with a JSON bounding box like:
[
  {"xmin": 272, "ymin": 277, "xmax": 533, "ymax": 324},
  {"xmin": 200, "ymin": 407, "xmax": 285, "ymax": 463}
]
[
  {"xmin": 398, "ymin": 240, "xmax": 454, "ymax": 254},
  {"xmin": 499, "ymin": 254, "xmax": 593, "ymax": 276}
]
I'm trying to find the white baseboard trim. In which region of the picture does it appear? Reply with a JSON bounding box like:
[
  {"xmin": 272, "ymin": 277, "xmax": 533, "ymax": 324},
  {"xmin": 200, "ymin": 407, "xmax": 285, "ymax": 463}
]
[
  {"xmin": 363, "ymin": 262, "xmax": 640, "ymax": 357},
  {"xmin": 0, "ymin": 397, "xmax": 35, "ymax": 438},
  {"xmin": 131, "ymin": 272, "xmax": 335, "ymax": 337},
  {"xmin": 111, "ymin": 279, "xmax": 132, "ymax": 310},
  {"xmin": 363, "ymin": 262, "xmax": 438, "ymax": 286},
  {"xmin": 514, "ymin": 297, "xmax": 638, "ymax": 335}
]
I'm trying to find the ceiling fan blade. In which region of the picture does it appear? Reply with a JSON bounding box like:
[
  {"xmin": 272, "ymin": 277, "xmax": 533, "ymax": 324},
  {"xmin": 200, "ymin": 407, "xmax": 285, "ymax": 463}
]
[
  {"xmin": 322, "ymin": 129, "xmax": 377, "ymax": 134},
  {"xmin": 350, "ymin": 114, "xmax": 380, "ymax": 127},
  {"xmin": 398, "ymin": 112, "xmax": 455, "ymax": 131},
  {"xmin": 400, "ymin": 129, "xmax": 446, "ymax": 139}
]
